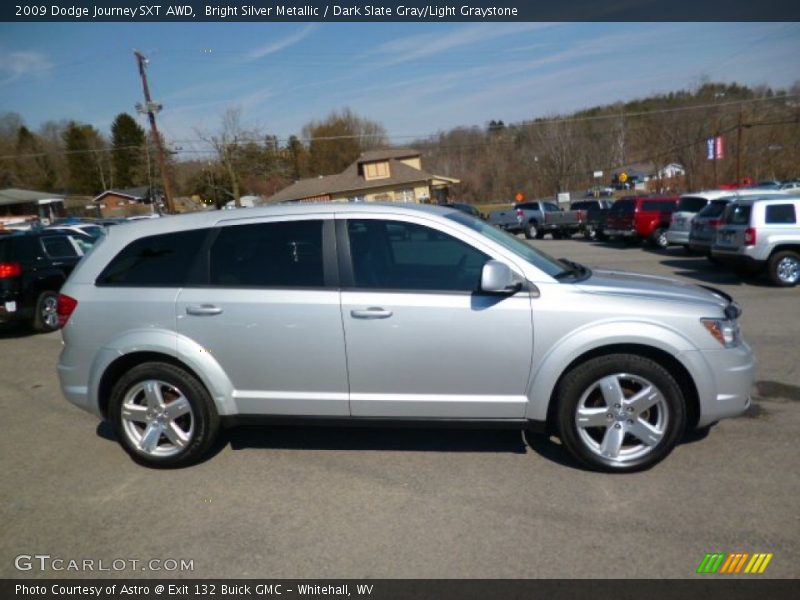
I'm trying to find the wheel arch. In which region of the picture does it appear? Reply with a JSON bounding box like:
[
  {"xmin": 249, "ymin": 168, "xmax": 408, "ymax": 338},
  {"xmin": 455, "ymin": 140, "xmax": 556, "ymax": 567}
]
[
  {"xmin": 542, "ymin": 343, "xmax": 700, "ymax": 436},
  {"xmin": 97, "ymin": 352, "xmax": 201, "ymax": 420}
]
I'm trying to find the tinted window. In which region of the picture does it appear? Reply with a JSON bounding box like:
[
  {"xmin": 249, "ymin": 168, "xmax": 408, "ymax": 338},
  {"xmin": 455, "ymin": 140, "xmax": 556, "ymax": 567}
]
[
  {"xmin": 97, "ymin": 229, "xmax": 208, "ymax": 286},
  {"xmin": 723, "ymin": 204, "xmax": 752, "ymax": 225},
  {"xmin": 543, "ymin": 203, "xmax": 560, "ymax": 212},
  {"xmin": 641, "ymin": 200, "xmax": 676, "ymax": 212},
  {"xmin": 570, "ymin": 201, "xmax": 597, "ymax": 211},
  {"xmin": 609, "ymin": 200, "xmax": 634, "ymax": 215},
  {"xmin": 347, "ymin": 219, "xmax": 489, "ymax": 292},
  {"xmin": 677, "ymin": 197, "xmax": 709, "ymax": 212},
  {"xmin": 0, "ymin": 240, "xmax": 9, "ymax": 262},
  {"xmin": 697, "ymin": 199, "xmax": 732, "ymax": 218},
  {"xmin": 41, "ymin": 236, "xmax": 78, "ymax": 258},
  {"xmin": 765, "ymin": 204, "xmax": 796, "ymax": 224},
  {"xmin": 210, "ymin": 220, "xmax": 324, "ymax": 288},
  {"xmin": 518, "ymin": 202, "xmax": 539, "ymax": 210}
]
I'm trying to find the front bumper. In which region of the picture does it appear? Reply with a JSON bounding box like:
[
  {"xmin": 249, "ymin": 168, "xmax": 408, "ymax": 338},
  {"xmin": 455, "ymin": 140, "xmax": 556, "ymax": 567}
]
[{"xmin": 680, "ymin": 342, "xmax": 755, "ymax": 428}]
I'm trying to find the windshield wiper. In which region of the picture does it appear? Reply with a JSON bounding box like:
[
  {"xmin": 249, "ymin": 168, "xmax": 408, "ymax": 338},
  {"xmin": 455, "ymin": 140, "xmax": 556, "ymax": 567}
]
[{"xmin": 554, "ymin": 258, "xmax": 589, "ymax": 280}]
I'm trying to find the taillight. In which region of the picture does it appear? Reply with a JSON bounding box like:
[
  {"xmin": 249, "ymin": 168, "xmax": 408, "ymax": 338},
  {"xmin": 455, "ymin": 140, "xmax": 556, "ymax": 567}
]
[
  {"xmin": 744, "ymin": 228, "xmax": 757, "ymax": 246},
  {"xmin": 516, "ymin": 208, "xmax": 523, "ymax": 218},
  {"xmin": 0, "ymin": 262, "xmax": 22, "ymax": 278},
  {"xmin": 708, "ymin": 219, "xmax": 721, "ymax": 228},
  {"xmin": 57, "ymin": 294, "xmax": 78, "ymax": 328}
]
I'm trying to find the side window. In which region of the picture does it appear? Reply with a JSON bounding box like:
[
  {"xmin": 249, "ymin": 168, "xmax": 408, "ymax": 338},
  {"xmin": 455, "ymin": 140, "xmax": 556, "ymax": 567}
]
[
  {"xmin": 210, "ymin": 220, "xmax": 324, "ymax": 288},
  {"xmin": 765, "ymin": 204, "xmax": 796, "ymax": 224},
  {"xmin": 41, "ymin": 236, "xmax": 79, "ymax": 258},
  {"xmin": 347, "ymin": 219, "xmax": 489, "ymax": 292},
  {"xmin": 97, "ymin": 229, "xmax": 208, "ymax": 286}
]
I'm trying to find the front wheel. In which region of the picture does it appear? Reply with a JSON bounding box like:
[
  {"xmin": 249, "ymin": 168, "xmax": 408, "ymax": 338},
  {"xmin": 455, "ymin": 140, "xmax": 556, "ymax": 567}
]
[
  {"xmin": 109, "ymin": 362, "xmax": 220, "ymax": 468},
  {"xmin": 768, "ymin": 250, "xmax": 800, "ymax": 287},
  {"xmin": 556, "ymin": 354, "xmax": 686, "ymax": 472}
]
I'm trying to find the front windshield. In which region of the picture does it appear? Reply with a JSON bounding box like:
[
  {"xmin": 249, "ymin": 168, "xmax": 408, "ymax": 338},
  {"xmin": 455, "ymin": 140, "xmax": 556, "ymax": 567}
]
[{"xmin": 446, "ymin": 211, "xmax": 568, "ymax": 278}]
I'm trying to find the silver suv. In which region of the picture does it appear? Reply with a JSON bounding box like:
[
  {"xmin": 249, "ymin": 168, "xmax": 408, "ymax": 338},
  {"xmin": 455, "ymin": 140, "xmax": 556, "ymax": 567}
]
[
  {"xmin": 712, "ymin": 196, "xmax": 800, "ymax": 286},
  {"xmin": 57, "ymin": 204, "xmax": 754, "ymax": 472}
]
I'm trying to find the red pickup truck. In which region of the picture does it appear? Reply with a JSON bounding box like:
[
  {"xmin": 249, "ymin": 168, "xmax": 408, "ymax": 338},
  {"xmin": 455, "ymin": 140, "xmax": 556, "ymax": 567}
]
[{"xmin": 603, "ymin": 195, "xmax": 680, "ymax": 248}]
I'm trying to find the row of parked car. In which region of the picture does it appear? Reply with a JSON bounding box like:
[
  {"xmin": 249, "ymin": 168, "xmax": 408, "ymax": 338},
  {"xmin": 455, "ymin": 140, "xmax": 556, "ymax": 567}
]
[
  {"xmin": 487, "ymin": 189, "xmax": 800, "ymax": 287},
  {"xmin": 0, "ymin": 217, "xmax": 145, "ymax": 331}
]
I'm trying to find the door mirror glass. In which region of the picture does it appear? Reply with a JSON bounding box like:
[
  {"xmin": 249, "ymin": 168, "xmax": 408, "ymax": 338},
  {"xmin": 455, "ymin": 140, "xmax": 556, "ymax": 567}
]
[{"xmin": 481, "ymin": 260, "xmax": 521, "ymax": 294}]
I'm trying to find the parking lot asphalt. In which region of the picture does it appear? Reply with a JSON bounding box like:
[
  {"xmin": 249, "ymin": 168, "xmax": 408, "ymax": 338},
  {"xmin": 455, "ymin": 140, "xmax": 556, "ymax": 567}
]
[{"xmin": 1, "ymin": 238, "xmax": 798, "ymax": 579}]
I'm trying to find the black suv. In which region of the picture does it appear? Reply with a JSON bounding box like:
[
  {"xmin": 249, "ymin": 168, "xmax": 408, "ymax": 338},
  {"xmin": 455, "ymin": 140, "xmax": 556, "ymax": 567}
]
[{"xmin": 0, "ymin": 230, "xmax": 86, "ymax": 332}]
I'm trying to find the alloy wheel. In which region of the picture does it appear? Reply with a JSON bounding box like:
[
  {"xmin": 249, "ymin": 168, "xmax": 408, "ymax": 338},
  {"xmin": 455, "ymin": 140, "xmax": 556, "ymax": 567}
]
[
  {"xmin": 776, "ymin": 255, "xmax": 799, "ymax": 285},
  {"xmin": 574, "ymin": 373, "xmax": 669, "ymax": 464},
  {"xmin": 120, "ymin": 380, "xmax": 195, "ymax": 458}
]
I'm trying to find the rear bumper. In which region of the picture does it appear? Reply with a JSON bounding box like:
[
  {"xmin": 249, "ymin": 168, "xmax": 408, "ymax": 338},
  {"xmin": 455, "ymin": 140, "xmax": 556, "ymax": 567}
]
[
  {"xmin": 604, "ymin": 228, "xmax": 637, "ymax": 238},
  {"xmin": 688, "ymin": 239, "xmax": 712, "ymax": 254},
  {"xmin": 666, "ymin": 230, "xmax": 690, "ymax": 245}
]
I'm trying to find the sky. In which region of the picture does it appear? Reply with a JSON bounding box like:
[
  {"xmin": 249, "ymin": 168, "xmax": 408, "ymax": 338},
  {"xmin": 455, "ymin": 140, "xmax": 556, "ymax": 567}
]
[{"xmin": 1, "ymin": 22, "xmax": 799, "ymax": 156}]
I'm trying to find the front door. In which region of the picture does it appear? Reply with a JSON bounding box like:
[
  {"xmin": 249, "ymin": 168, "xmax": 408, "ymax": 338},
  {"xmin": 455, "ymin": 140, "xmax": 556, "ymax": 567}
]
[{"xmin": 338, "ymin": 216, "xmax": 533, "ymax": 419}]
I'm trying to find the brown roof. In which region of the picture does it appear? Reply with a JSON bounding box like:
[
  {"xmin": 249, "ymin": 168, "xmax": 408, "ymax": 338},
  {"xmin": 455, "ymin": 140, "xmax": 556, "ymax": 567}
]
[
  {"xmin": 356, "ymin": 148, "xmax": 421, "ymax": 163},
  {"xmin": 266, "ymin": 156, "xmax": 439, "ymax": 204}
]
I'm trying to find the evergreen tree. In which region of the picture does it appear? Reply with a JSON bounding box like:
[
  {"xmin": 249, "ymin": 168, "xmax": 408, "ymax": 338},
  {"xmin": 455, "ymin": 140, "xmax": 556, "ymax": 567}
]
[{"xmin": 111, "ymin": 113, "xmax": 146, "ymax": 188}]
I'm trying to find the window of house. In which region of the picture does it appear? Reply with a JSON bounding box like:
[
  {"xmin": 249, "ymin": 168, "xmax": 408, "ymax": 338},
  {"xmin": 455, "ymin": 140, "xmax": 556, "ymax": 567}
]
[
  {"xmin": 346, "ymin": 219, "xmax": 489, "ymax": 292},
  {"xmin": 397, "ymin": 189, "xmax": 415, "ymax": 203},
  {"xmin": 209, "ymin": 220, "xmax": 325, "ymax": 288},
  {"xmin": 364, "ymin": 161, "xmax": 390, "ymax": 179}
]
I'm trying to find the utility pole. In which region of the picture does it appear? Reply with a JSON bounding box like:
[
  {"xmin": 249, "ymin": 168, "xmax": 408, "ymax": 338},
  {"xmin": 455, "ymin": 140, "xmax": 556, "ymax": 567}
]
[
  {"xmin": 134, "ymin": 50, "xmax": 175, "ymax": 214},
  {"xmin": 735, "ymin": 109, "xmax": 743, "ymax": 186}
]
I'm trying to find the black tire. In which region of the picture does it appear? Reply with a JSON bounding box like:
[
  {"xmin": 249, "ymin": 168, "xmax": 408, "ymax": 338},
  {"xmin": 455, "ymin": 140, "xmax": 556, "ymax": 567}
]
[
  {"xmin": 767, "ymin": 250, "xmax": 800, "ymax": 287},
  {"xmin": 555, "ymin": 354, "xmax": 686, "ymax": 472},
  {"xmin": 650, "ymin": 227, "xmax": 669, "ymax": 249},
  {"xmin": 32, "ymin": 290, "xmax": 59, "ymax": 333},
  {"xmin": 583, "ymin": 227, "xmax": 596, "ymax": 241},
  {"xmin": 524, "ymin": 221, "xmax": 538, "ymax": 240},
  {"xmin": 109, "ymin": 362, "xmax": 220, "ymax": 468}
]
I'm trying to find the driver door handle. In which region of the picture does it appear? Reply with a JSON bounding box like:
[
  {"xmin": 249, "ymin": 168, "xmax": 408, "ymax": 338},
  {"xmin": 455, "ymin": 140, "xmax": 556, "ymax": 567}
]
[
  {"xmin": 350, "ymin": 307, "xmax": 393, "ymax": 319},
  {"xmin": 186, "ymin": 304, "xmax": 223, "ymax": 316}
]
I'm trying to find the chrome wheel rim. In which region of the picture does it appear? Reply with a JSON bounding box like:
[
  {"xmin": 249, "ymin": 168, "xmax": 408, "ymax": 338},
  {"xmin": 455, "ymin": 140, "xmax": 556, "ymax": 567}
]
[
  {"xmin": 657, "ymin": 232, "xmax": 668, "ymax": 248},
  {"xmin": 42, "ymin": 295, "xmax": 58, "ymax": 329},
  {"xmin": 575, "ymin": 373, "xmax": 669, "ymax": 464},
  {"xmin": 776, "ymin": 256, "xmax": 799, "ymax": 284},
  {"xmin": 120, "ymin": 380, "xmax": 194, "ymax": 458}
]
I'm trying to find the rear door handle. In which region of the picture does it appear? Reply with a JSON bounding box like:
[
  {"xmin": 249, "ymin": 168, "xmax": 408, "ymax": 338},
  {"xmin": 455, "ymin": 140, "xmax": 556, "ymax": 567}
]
[
  {"xmin": 350, "ymin": 307, "xmax": 393, "ymax": 319},
  {"xmin": 186, "ymin": 304, "xmax": 223, "ymax": 316}
]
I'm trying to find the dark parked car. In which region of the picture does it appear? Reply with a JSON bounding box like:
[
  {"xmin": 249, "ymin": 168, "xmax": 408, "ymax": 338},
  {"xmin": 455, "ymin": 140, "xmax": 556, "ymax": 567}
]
[
  {"xmin": 449, "ymin": 203, "xmax": 484, "ymax": 219},
  {"xmin": 0, "ymin": 230, "xmax": 87, "ymax": 331}
]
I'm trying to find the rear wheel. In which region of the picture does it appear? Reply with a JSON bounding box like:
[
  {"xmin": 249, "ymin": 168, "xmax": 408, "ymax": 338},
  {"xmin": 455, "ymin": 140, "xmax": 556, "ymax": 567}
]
[
  {"xmin": 650, "ymin": 228, "xmax": 669, "ymax": 249},
  {"xmin": 768, "ymin": 250, "xmax": 800, "ymax": 287},
  {"xmin": 556, "ymin": 354, "xmax": 685, "ymax": 472},
  {"xmin": 524, "ymin": 221, "xmax": 538, "ymax": 240},
  {"xmin": 109, "ymin": 362, "xmax": 219, "ymax": 468},
  {"xmin": 32, "ymin": 291, "xmax": 59, "ymax": 333}
]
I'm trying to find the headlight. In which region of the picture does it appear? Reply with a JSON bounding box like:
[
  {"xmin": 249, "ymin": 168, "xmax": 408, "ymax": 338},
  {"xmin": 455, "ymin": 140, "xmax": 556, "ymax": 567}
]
[{"xmin": 701, "ymin": 318, "xmax": 740, "ymax": 348}]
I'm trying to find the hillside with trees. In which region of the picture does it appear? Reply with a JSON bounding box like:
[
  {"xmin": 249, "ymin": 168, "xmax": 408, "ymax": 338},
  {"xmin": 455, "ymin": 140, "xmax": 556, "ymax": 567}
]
[{"xmin": 1, "ymin": 81, "xmax": 797, "ymax": 207}]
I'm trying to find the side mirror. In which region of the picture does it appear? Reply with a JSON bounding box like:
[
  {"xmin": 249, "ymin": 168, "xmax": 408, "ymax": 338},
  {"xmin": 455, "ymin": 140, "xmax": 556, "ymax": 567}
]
[{"xmin": 481, "ymin": 260, "xmax": 522, "ymax": 294}]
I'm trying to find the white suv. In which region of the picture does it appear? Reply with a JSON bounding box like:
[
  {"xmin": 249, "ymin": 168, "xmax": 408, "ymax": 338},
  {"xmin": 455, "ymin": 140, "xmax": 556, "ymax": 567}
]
[{"xmin": 712, "ymin": 196, "xmax": 800, "ymax": 286}]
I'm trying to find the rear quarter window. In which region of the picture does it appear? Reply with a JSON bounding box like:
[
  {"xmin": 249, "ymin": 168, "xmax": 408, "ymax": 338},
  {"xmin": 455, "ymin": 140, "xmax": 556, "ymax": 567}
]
[
  {"xmin": 764, "ymin": 204, "xmax": 797, "ymax": 224},
  {"xmin": 677, "ymin": 197, "xmax": 709, "ymax": 212},
  {"xmin": 96, "ymin": 229, "xmax": 209, "ymax": 286}
]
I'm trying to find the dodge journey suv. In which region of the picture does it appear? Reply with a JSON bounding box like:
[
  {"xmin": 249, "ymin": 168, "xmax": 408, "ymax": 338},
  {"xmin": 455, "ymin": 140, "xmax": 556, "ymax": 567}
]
[{"xmin": 58, "ymin": 204, "xmax": 754, "ymax": 472}]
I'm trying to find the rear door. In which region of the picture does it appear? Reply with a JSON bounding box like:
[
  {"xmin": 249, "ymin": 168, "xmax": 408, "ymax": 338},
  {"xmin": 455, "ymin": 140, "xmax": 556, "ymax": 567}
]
[
  {"xmin": 176, "ymin": 215, "xmax": 349, "ymax": 416},
  {"xmin": 338, "ymin": 214, "xmax": 533, "ymax": 419}
]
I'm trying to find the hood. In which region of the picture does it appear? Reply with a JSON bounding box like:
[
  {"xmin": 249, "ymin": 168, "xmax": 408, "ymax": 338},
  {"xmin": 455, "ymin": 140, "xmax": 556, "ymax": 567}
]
[{"xmin": 578, "ymin": 268, "xmax": 733, "ymax": 313}]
